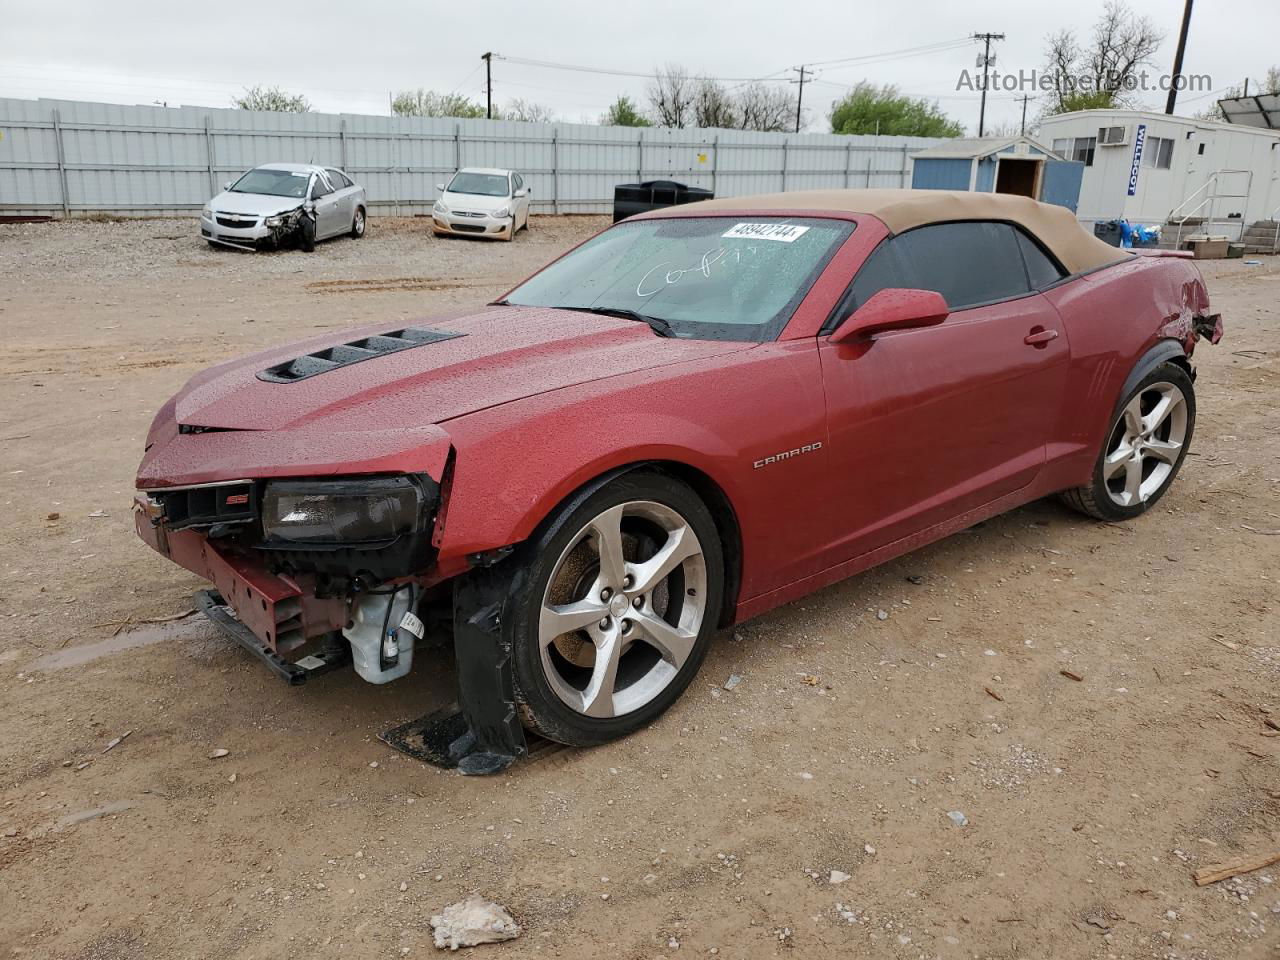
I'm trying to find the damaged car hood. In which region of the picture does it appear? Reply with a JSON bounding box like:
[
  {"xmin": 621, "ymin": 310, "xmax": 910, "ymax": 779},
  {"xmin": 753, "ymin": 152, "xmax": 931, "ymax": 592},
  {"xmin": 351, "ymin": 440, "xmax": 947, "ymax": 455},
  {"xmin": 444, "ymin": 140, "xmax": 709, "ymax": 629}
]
[
  {"xmin": 209, "ymin": 191, "xmax": 305, "ymax": 217},
  {"xmin": 165, "ymin": 306, "xmax": 752, "ymax": 434}
]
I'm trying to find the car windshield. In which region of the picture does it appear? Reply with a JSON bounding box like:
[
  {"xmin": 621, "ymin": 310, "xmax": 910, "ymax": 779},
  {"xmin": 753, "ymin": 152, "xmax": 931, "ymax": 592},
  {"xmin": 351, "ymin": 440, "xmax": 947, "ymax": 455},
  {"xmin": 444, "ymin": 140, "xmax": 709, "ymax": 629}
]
[
  {"xmin": 447, "ymin": 172, "xmax": 510, "ymax": 197},
  {"xmin": 229, "ymin": 168, "xmax": 311, "ymax": 198},
  {"xmin": 503, "ymin": 216, "xmax": 854, "ymax": 342}
]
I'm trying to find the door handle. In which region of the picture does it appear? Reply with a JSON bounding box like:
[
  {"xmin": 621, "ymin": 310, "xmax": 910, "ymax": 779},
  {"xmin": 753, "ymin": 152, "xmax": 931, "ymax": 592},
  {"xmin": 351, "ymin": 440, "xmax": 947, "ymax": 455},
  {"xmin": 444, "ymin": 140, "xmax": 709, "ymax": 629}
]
[{"xmin": 1024, "ymin": 328, "xmax": 1059, "ymax": 346}]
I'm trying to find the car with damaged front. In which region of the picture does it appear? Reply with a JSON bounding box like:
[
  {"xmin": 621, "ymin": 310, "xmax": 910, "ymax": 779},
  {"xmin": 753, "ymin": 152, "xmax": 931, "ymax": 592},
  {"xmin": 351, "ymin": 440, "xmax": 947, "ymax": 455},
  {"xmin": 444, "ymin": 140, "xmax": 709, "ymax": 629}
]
[
  {"xmin": 200, "ymin": 163, "xmax": 367, "ymax": 252},
  {"xmin": 136, "ymin": 189, "xmax": 1222, "ymax": 772}
]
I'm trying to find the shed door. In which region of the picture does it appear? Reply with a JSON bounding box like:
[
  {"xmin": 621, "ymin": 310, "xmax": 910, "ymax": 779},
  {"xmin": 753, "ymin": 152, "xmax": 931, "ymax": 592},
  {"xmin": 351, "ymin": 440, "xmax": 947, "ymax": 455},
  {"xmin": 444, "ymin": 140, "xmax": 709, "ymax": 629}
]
[{"xmin": 1040, "ymin": 160, "xmax": 1085, "ymax": 212}]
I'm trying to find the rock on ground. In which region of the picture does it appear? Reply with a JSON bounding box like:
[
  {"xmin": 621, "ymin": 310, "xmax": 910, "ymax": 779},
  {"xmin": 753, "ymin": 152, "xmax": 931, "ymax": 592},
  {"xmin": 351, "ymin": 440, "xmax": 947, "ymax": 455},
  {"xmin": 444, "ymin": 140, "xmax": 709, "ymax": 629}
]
[{"xmin": 430, "ymin": 896, "xmax": 521, "ymax": 950}]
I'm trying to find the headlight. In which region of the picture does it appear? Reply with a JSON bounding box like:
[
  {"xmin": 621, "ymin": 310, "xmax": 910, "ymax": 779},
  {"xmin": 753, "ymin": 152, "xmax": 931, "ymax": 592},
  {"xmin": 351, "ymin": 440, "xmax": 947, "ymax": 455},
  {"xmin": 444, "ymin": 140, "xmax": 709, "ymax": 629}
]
[
  {"xmin": 492, "ymin": 206, "xmax": 511, "ymax": 219},
  {"xmin": 201, "ymin": 205, "xmax": 213, "ymax": 219},
  {"xmin": 264, "ymin": 215, "xmax": 283, "ymax": 227},
  {"xmin": 261, "ymin": 477, "xmax": 428, "ymax": 546},
  {"xmin": 433, "ymin": 200, "xmax": 448, "ymax": 214}
]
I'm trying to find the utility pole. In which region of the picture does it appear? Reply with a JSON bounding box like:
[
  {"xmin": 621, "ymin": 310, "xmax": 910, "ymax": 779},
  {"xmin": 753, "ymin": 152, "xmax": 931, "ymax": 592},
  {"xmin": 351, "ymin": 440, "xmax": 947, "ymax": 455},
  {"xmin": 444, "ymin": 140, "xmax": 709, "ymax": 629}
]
[
  {"xmin": 481, "ymin": 51, "xmax": 493, "ymax": 119},
  {"xmin": 791, "ymin": 65, "xmax": 810, "ymax": 134},
  {"xmin": 1019, "ymin": 95, "xmax": 1030, "ymax": 135},
  {"xmin": 1165, "ymin": 0, "xmax": 1194, "ymax": 115},
  {"xmin": 973, "ymin": 32, "xmax": 1005, "ymax": 138}
]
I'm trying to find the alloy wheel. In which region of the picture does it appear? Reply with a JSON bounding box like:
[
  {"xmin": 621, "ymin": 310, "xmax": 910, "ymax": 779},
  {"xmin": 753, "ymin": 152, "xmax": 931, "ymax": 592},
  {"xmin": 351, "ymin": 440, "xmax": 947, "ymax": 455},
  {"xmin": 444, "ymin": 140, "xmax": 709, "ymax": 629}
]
[
  {"xmin": 538, "ymin": 500, "xmax": 707, "ymax": 718},
  {"xmin": 354, "ymin": 209, "xmax": 365, "ymax": 235},
  {"xmin": 1103, "ymin": 380, "xmax": 1188, "ymax": 507}
]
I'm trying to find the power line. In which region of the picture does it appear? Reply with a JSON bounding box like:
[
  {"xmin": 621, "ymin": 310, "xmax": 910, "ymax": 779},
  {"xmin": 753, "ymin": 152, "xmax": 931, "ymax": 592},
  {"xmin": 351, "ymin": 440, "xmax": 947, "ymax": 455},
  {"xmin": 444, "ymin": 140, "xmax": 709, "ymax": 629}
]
[{"xmin": 805, "ymin": 38, "xmax": 975, "ymax": 70}]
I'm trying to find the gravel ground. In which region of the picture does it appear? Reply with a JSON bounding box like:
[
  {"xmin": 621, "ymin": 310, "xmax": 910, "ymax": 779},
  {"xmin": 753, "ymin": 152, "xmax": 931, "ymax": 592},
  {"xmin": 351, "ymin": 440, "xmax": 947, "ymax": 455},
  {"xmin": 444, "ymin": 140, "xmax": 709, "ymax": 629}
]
[
  {"xmin": 1, "ymin": 214, "xmax": 608, "ymax": 286},
  {"xmin": 1, "ymin": 220, "xmax": 1279, "ymax": 960}
]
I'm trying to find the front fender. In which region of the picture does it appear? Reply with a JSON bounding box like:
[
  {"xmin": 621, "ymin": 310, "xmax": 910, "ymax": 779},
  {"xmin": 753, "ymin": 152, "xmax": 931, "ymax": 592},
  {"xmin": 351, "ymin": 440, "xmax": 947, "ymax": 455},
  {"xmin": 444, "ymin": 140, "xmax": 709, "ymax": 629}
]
[{"xmin": 431, "ymin": 340, "xmax": 831, "ymax": 601}]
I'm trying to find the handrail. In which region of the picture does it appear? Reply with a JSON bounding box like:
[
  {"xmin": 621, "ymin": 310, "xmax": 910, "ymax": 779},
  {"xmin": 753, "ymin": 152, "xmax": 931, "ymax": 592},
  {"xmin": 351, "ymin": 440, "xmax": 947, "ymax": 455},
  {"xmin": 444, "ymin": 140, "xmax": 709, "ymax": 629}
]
[{"xmin": 1168, "ymin": 175, "xmax": 1218, "ymax": 223}]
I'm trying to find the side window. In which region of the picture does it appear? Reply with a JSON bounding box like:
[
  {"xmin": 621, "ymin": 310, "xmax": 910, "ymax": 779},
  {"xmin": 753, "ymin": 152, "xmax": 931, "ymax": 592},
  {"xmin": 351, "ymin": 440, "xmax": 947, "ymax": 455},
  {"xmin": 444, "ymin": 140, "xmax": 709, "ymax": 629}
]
[
  {"xmin": 844, "ymin": 239, "xmax": 910, "ymax": 314},
  {"xmin": 310, "ymin": 175, "xmax": 334, "ymax": 199},
  {"xmin": 1014, "ymin": 228, "xmax": 1067, "ymax": 288},
  {"xmin": 326, "ymin": 169, "xmax": 352, "ymax": 189},
  {"xmin": 514, "ymin": 173, "xmax": 523, "ymax": 190},
  {"xmin": 891, "ymin": 222, "xmax": 1031, "ymax": 310}
]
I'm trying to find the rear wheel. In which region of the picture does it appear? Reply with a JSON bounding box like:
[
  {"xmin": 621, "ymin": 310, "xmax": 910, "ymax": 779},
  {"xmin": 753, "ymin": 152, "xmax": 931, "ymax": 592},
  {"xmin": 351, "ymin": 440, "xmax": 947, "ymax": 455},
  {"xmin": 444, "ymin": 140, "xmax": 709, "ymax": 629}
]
[
  {"xmin": 1060, "ymin": 361, "xmax": 1195, "ymax": 521},
  {"xmin": 350, "ymin": 206, "xmax": 366, "ymax": 239},
  {"xmin": 504, "ymin": 471, "xmax": 724, "ymax": 746}
]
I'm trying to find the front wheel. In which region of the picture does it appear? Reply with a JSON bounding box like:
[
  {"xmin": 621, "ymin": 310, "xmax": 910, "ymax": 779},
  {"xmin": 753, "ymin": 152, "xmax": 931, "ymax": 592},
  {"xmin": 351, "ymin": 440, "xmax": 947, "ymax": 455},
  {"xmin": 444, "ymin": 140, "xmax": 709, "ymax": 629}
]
[
  {"xmin": 1060, "ymin": 361, "xmax": 1196, "ymax": 521},
  {"xmin": 504, "ymin": 471, "xmax": 724, "ymax": 747},
  {"xmin": 298, "ymin": 215, "xmax": 316, "ymax": 252},
  {"xmin": 350, "ymin": 206, "xmax": 366, "ymax": 239}
]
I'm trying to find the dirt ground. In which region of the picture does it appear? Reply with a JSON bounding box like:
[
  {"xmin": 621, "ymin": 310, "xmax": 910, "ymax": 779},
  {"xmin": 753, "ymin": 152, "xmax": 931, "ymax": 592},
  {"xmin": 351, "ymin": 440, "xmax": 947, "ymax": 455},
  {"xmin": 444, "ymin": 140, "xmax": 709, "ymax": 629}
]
[{"xmin": 1, "ymin": 215, "xmax": 1279, "ymax": 960}]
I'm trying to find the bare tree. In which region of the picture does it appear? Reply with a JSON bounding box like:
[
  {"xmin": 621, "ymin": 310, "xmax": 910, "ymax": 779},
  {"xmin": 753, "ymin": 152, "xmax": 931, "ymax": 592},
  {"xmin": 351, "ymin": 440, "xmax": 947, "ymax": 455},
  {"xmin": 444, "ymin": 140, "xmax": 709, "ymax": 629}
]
[
  {"xmin": 233, "ymin": 85, "xmax": 310, "ymax": 113},
  {"xmin": 735, "ymin": 82, "xmax": 795, "ymax": 133},
  {"xmin": 1264, "ymin": 66, "xmax": 1280, "ymax": 95},
  {"xmin": 1042, "ymin": 1, "xmax": 1163, "ymax": 114},
  {"xmin": 691, "ymin": 77, "xmax": 738, "ymax": 129},
  {"xmin": 500, "ymin": 98, "xmax": 557, "ymax": 123},
  {"xmin": 647, "ymin": 64, "xmax": 695, "ymax": 127}
]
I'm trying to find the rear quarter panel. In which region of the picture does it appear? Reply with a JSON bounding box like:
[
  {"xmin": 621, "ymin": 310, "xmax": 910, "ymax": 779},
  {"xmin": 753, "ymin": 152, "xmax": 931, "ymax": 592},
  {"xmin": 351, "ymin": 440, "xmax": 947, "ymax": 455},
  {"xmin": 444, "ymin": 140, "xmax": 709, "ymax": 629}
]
[{"xmin": 1038, "ymin": 255, "xmax": 1209, "ymax": 490}]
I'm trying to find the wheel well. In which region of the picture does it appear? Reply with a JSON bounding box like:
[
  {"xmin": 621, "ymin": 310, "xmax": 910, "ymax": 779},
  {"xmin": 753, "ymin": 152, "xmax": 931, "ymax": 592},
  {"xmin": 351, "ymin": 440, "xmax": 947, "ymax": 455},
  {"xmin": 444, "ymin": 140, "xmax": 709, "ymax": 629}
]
[{"xmin": 647, "ymin": 461, "xmax": 743, "ymax": 630}]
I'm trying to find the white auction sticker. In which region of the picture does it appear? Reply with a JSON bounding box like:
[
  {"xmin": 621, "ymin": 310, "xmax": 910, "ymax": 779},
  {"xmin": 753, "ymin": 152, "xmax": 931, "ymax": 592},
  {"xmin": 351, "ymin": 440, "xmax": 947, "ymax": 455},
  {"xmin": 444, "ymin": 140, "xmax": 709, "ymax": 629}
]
[{"xmin": 722, "ymin": 222, "xmax": 810, "ymax": 242}]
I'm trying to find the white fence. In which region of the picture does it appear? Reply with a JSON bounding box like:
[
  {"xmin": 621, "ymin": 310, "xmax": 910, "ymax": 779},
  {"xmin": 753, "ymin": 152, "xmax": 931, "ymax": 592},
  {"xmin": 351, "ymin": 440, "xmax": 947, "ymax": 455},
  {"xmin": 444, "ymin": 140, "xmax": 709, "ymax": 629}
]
[{"xmin": 0, "ymin": 97, "xmax": 943, "ymax": 218}]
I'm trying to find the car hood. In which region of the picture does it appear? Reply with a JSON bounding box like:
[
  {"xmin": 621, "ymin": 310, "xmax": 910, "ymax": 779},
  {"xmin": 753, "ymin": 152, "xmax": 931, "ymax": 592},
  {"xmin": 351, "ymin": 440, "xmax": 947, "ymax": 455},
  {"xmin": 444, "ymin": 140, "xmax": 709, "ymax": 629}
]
[
  {"xmin": 208, "ymin": 191, "xmax": 306, "ymax": 217},
  {"xmin": 164, "ymin": 306, "xmax": 751, "ymax": 434},
  {"xmin": 440, "ymin": 191, "xmax": 511, "ymax": 212}
]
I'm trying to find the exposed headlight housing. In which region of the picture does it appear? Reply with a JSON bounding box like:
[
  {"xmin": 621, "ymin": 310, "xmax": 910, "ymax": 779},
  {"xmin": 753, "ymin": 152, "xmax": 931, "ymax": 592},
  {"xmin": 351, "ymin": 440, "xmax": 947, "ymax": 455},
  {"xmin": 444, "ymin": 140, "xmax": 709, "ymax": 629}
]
[
  {"xmin": 264, "ymin": 214, "xmax": 283, "ymax": 227},
  {"xmin": 261, "ymin": 477, "xmax": 430, "ymax": 547},
  {"xmin": 492, "ymin": 206, "xmax": 511, "ymax": 219}
]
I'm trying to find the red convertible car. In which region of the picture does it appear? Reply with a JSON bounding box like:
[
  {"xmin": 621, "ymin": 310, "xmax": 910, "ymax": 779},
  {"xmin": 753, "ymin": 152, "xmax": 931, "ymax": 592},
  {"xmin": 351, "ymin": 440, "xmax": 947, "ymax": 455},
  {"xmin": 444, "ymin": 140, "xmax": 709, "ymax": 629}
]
[{"xmin": 134, "ymin": 189, "xmax": 1221, "ymax": 770}]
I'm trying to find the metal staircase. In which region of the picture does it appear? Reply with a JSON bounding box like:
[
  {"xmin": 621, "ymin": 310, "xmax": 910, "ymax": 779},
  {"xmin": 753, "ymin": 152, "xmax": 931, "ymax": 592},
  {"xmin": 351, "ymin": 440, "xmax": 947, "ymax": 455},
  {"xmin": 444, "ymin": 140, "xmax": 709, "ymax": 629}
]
[{"xmin": 1162, "ymin": 170, "xmax": 1255, "ymax": 249}]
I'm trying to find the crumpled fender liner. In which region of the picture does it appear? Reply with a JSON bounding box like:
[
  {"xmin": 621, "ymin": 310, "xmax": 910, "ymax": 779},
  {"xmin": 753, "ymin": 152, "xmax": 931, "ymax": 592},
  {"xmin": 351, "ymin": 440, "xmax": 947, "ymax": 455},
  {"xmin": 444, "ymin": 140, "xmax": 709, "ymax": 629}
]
[
  {"xmin": 447, "ymin": 565, "xmax": 530, "ymax": 774},
  {"xmin": 377, "ymin": 563, "xmax": 529, "ymax": 774}
]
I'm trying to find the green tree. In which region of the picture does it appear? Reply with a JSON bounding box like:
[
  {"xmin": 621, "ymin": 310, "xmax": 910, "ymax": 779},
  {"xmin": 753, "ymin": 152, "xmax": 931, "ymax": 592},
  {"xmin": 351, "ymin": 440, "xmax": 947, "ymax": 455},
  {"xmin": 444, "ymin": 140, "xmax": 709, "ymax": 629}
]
[
  {"xmin": 392, "ymin": 89, "xmax": 485, "ymax": 118},
  {"xmin": 232, "ymin": 85, "xmax": 310, "ymax": 113},
  {"xmin": 601, "ymin": 95, "xmax": 651, "ymax": 127},
  {"xmin": 1058, "ymin": 90, "xmax": 1119, "ymax": 113},
  {"xmin": 828, "ymin": 83, "xmax": 963, "ymax": 137}
]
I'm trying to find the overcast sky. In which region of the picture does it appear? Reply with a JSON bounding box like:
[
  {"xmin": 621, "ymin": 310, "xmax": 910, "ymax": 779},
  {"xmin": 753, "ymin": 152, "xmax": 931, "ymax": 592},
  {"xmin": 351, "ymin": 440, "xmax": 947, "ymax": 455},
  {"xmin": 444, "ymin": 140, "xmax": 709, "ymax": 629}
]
[{"xmin": 1, "ymin": 0, "xmax": 1275, "ymax": 133}]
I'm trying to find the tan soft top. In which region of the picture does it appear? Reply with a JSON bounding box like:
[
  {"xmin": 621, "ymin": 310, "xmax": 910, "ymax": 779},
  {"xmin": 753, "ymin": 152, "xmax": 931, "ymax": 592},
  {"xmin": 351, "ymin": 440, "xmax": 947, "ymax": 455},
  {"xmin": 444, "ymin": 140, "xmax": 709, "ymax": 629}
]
[{"xmin": 654, "ymin": 188, "xmax": 1129, "ymax": 276}]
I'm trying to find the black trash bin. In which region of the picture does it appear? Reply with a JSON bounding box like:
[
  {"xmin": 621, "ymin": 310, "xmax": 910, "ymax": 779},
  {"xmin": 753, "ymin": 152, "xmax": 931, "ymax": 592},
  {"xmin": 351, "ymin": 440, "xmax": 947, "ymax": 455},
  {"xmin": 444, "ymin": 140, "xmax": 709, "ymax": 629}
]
[
  {"xmin": 613, "ymin": 180, "xmax": 714, "ymax": 223},
  {"xmin": 1093, "ymin": 220, "xmax": 1123, "ymax": 247}
]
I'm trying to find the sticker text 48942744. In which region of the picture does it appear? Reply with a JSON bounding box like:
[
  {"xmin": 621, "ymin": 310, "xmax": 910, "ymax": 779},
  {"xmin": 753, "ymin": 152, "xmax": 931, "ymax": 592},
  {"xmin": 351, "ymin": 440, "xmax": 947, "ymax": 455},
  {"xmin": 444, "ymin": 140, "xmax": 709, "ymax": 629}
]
[{"xmin": 722, "ymin": 223, "xmax": 810, "ymax": 243}]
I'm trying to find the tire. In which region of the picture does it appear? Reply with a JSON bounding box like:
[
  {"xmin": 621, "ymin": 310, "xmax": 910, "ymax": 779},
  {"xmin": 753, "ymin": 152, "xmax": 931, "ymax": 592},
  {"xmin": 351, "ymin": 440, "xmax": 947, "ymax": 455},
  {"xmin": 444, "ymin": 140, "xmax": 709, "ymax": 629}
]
[
  {"xmin": 503, "ymin": 470, "xmax": 724, "ymax": 747},
  {"xmin": 350, "ymin": 206, "xmax": 366, "ymax": 239},
  {"xmin": 299, "ymin": 215, "xmax": 316, "ymax": 252},
  {"xmin": 1060, "ymin": 361, "xmax": 1196, "ymax": 521}
]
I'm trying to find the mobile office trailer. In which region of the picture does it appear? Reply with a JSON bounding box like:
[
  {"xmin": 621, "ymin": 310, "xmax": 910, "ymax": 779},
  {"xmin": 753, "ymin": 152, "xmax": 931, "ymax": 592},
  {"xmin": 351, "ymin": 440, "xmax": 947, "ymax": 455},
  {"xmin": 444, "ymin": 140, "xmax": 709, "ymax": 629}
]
[{"xmin": 1038, "ymin": 109, "xmax": 1280, "ymax": 250}]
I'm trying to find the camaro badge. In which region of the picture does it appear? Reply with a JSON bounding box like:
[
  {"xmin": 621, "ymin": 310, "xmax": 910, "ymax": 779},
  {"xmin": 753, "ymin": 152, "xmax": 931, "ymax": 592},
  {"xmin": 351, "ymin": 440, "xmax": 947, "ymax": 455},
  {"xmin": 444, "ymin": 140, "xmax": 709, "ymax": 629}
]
[{"xmin": 754, "ymin": 442, "xmax": 822, "ymax": 469}]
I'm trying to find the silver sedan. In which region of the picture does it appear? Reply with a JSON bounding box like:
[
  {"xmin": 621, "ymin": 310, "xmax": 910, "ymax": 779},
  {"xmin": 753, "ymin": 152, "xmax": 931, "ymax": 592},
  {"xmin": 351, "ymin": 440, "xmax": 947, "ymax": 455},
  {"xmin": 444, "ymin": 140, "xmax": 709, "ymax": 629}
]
[{"xmin": 200, "ymin": 163, "xmax": 367, "ymax": 252}]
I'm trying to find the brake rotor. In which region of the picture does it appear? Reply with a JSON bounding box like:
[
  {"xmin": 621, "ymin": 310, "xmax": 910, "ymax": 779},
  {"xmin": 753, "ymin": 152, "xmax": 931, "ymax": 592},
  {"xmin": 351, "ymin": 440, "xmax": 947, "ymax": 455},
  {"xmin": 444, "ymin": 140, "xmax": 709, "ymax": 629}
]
[{"xmin": 545, "ymin": 532, "xmax": 670, "ymax": 669}]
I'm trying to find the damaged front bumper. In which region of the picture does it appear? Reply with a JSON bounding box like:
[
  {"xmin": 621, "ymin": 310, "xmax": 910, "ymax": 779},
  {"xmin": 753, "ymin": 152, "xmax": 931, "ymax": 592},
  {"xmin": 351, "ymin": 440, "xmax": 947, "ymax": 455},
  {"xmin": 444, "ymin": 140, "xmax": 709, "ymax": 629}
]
[
  {"xmin": 133, "ymin": 470, "xmax": 440, "ymax": 684},
  {"xmin": 200, "ymin": 207, "xmax": 312, "ymax": 251}
]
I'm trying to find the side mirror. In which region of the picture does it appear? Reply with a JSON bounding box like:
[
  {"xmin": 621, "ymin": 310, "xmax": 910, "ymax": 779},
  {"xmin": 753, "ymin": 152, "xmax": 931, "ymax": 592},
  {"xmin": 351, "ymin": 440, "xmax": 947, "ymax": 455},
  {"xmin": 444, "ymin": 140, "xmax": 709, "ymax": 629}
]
[
  {"xmin": 830, "ymin": 288, "xmax": 949, "ymax": 344},
  {"xmin": 514, "ymin": 188, "xmax": 528, "ymax": 198},
  {"xmin": 223, "ymin": 181, "xmax": 232, "ymax": 191},
  {"xmin": 435, "ymin": 182, "xmax": 446, "ymax": 192}
]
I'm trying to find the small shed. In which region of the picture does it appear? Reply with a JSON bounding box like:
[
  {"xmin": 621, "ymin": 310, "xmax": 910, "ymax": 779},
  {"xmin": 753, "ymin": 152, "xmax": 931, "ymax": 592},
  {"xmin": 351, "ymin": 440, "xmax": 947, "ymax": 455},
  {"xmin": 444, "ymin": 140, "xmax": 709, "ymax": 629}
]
[{"xmin": 910, "ymin": 136, "xmax": 1085, "ymax": 212}]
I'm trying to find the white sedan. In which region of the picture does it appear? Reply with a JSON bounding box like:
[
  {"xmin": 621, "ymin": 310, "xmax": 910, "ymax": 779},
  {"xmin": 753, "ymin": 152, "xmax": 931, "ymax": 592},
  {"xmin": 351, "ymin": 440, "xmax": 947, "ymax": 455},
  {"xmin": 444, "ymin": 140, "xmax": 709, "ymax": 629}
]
[{"xmin": 432, "ymin": 167, "xmax": 531, "ymax": 241}]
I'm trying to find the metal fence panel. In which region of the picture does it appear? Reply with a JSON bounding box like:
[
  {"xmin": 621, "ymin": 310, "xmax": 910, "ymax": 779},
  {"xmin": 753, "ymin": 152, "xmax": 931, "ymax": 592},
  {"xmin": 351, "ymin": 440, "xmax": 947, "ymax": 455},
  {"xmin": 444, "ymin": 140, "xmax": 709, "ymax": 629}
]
[{"xmin": 0, "ymin": 97, "xmax": 943, "ymax": 218}]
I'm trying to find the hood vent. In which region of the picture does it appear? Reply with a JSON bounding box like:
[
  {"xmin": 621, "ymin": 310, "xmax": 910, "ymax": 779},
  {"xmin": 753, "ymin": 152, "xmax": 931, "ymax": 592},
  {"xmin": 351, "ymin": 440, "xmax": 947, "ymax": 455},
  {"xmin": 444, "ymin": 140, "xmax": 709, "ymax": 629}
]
[{"xmin": 257, "ymin": 327, "xmax": 465, "ymax": 383}]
